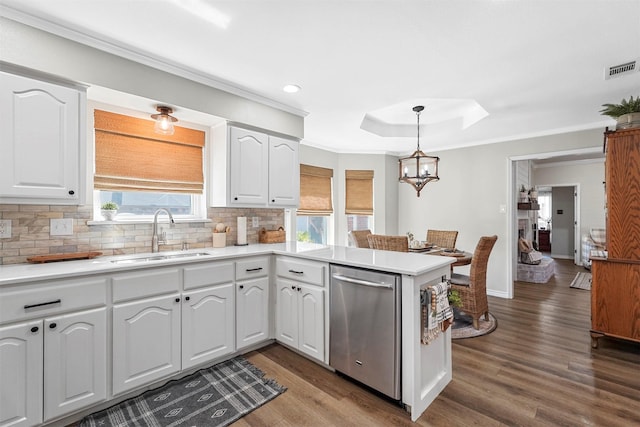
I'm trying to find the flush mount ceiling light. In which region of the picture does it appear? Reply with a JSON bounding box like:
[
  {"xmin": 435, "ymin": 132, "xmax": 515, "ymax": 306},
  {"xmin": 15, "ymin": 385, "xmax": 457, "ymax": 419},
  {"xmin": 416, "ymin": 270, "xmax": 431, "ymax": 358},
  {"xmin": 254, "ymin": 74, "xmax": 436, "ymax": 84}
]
[
  {"xmin": 151, "ymin": 105, "xmax": 178, "ymax": 135},
  {"xmin": 283, "ymin": 84, "xmax": 301, "ymax": 93},
  {"xmin": 398, "ymin": 106, "xmax": 440, "ymax": 197}
]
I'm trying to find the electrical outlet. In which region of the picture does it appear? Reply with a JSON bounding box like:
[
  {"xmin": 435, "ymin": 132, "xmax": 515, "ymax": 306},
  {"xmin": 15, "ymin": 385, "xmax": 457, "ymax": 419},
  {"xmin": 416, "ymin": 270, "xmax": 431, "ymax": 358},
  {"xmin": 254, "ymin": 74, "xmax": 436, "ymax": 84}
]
[
  {"xmin": 50, "ymin": 218, "xmax": 74, "ymax": 236},
  {"xmin": 252, "ymin": 217, "xmax": 259, "ymax": 227},
  {"xmin": 0, "ymin": 220, "xmax": 11, "ymax": 239}
]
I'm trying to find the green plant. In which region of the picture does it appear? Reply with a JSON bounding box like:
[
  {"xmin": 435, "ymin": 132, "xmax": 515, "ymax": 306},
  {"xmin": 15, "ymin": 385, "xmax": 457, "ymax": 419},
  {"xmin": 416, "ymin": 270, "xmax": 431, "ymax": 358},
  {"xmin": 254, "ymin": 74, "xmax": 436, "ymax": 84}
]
[
  {"xmin": 297, "ymin": 231, "xmax": 311, "ymax": 242},
  {"xmin": 600, "ymin": 95, "xmax": 640, "ymax": 118},
  {"xmin": 101, "ymin": 201, "xmax": 118, "ymax": 210},
  {"xmin": 448, "ymin": 289, "xmax": 462, "ymax": 308},
  {"xmin": 519, "ymin": 184, "xmax": 527, "ymax": 192}
]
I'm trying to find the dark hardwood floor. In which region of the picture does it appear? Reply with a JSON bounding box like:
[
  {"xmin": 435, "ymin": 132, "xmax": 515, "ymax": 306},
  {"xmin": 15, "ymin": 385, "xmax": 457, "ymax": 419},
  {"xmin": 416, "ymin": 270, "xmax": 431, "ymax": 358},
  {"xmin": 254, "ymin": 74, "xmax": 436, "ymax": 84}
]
[{"xmin": 239, "ymin": 259, "xmax": 640, "ymax": 426}]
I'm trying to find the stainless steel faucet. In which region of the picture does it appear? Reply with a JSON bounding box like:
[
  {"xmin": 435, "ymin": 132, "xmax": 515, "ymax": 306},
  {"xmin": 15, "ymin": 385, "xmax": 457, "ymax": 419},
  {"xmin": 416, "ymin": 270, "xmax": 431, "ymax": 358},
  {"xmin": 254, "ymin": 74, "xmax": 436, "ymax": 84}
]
[{"xmin": 151, "ymin": 208, "xmax": 175, "ymax": 252}]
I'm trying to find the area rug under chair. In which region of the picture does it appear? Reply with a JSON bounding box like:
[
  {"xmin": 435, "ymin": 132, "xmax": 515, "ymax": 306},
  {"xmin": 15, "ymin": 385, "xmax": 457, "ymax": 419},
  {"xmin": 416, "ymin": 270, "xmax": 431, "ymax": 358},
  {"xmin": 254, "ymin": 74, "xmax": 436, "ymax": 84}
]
[
  {"xmin": 570, "ymin": 272, "xmax": 592, "ymax": 290},
  {"xmin": 80, "ymin": 357, "xmax": 286, "ymax": 427},
  {"xmin": 451, "ymin": 310, "xmax": 497, "ymax": 340}
]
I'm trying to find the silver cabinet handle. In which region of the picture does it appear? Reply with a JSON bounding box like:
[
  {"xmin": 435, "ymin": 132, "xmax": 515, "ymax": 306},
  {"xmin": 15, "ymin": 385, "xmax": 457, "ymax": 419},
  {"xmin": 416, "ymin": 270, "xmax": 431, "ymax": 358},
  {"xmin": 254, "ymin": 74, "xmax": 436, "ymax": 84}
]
[{"xmin": 331, "ymin": 274, "xmax": 393, "ymax": 289}]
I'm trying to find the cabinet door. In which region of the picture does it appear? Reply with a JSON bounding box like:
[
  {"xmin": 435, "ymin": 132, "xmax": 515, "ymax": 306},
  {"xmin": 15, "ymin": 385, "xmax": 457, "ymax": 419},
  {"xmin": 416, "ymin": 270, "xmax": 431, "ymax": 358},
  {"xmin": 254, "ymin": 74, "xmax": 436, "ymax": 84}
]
[
  {"xmin": 268, "ymin": 136, "xmax": 299, "ymax": 207},
  {"xmin": 298, "ymin": 285, "xmax": 325, "ymax": 362},
  {"xmin": 0, "ymin": 320, "xmax": 43, "ymax": 427},
  {"xmin": 229, "ymin": 127, "xmax": 269, "ymax": 205},
  {"xmin": 43, "ymin": 308, "xmax": 107, "ymax": 421},
  {"xmin": 236, "ymin": 277, "xmax": 269, "ymax": 349},
  {"xmin": 112, "ymin": 295, "xmax": 181, "ymax": 395},
  {"xmin": 0, "ymin": 71, "xmax": 80, "ymax": 202},
  {"xmin": 182, "ymin": 284, "xmax": 235, "ymax": 369},
  {"xmin": 275, "ymin": 279, "xmax": 298, "ymax": 348}
]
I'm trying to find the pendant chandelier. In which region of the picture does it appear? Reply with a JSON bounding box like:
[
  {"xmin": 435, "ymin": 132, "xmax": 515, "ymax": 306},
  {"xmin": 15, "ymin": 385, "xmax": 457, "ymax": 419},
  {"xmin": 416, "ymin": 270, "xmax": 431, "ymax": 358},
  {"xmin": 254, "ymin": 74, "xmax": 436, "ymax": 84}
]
[{"xmin": 398, "ymin": 105, "xmax": 440, "ymax": 196}]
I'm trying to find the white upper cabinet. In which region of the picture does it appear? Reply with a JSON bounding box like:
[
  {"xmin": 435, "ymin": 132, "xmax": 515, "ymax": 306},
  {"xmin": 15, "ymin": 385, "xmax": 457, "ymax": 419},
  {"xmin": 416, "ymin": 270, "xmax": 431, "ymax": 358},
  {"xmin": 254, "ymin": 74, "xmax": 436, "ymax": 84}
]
[
  {"xmin": 229, "ymin": 127, "xmax": 269, "ymax": 205},
  {"xmin": 269, "ymin": 136, "xmax": 300, "ymax": 207},
  {"xmin": 0, "ymin": 70, "xmax": 85, "ymax": 204},
  {"xmin": 211, "ymin": 124, "xmax": 299, "ymax": 208}
]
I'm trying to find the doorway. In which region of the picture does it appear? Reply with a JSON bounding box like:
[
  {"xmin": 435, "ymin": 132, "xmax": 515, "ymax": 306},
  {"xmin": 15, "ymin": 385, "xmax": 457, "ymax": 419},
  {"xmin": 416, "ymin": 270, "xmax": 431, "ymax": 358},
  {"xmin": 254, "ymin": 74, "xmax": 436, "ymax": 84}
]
[
  {"xmin": 507, "ymin": 148, "xmax": 600, "ymax": 298},
  {"xmin": 535, "ymin": 185, "xmax": 579, "ymax": 261}
]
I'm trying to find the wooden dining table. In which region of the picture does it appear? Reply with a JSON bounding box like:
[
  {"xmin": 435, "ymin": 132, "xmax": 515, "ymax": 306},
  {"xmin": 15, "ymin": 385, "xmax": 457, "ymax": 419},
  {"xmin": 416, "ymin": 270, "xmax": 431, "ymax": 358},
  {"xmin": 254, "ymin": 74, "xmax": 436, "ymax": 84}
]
[{"xmin": 410, "ymin": 247, "xmax": 473, "ymax": 272}]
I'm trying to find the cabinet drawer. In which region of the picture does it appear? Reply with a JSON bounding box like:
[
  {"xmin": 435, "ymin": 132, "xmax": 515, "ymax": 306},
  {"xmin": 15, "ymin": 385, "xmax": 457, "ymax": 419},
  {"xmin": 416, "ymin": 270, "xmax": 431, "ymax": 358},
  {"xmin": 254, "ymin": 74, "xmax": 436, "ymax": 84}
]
[
  {"xmin": 235, "ymin": 257, "xmax": 270, "ymax": 281},
  {"xmin": 276, "ymin": 257, "xmax": 326, "ymax": 287},
  {"xmin": 183, "ymin": 262, "xmax": 234, "ymax": 290},
  {"xmin": 0, "ymin": 277, "xmax": 107, "ymax": 325},
  {"xmin": 112, "ymin": 268, "xmax": 180, "ymax": 303}
]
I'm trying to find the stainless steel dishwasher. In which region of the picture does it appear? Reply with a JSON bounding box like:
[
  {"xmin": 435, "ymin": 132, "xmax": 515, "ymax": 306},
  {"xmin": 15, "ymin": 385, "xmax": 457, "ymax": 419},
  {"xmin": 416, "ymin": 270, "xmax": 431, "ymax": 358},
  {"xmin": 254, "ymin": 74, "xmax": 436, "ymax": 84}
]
[{"xmin": 329, "ymin": 264, "xmax": 401, "ymax": 400}]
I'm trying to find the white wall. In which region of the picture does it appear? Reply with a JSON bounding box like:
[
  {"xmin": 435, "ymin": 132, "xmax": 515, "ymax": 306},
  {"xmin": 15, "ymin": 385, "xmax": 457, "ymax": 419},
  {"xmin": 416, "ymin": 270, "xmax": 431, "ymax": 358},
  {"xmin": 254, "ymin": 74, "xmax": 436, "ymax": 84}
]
[
  {"xmin": 398, "ymin": 128, "xmax": 604, "ymax": 298},
  {"xmin": 299, "ymin": 145, "xmax": 397, "ymax": 245}
]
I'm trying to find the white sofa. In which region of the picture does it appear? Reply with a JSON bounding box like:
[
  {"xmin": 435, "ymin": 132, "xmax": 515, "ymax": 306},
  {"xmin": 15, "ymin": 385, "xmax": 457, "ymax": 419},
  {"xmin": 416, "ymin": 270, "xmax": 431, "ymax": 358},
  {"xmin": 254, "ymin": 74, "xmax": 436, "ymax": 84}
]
[{"xmin": 581, "ymin": 228, "xmax": 606, "ymax": 269}]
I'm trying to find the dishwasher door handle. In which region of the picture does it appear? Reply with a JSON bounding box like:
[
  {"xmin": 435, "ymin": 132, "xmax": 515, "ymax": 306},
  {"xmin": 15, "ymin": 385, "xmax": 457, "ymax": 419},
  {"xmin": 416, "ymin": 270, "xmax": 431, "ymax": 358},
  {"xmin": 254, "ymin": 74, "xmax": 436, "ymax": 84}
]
[{"xmin": 331, "ymin": 274, "xmax": 393, "ymax": 289}]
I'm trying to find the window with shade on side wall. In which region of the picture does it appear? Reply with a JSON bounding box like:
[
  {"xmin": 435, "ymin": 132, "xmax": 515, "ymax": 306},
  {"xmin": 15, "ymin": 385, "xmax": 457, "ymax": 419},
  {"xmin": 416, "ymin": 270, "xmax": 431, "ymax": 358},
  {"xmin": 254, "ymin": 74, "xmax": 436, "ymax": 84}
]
[
  {"xmin": 297, "ymin": 164, "xmax": 333, "ymax": 244},
  {"xmin": 93, "ymin": 109, "xmax": 206, "ymax": 221},
  {"xmin": 345, "ymin": 169, "xmax": 373, "ymax": 233}
]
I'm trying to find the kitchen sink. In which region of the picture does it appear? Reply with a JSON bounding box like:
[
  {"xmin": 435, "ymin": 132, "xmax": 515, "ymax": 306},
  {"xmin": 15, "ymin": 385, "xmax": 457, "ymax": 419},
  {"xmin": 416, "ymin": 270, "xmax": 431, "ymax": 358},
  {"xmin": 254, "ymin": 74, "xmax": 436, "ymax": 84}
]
[{"xmin": 110, "ymin": 252, "xmax": 213, "ymax": 264}]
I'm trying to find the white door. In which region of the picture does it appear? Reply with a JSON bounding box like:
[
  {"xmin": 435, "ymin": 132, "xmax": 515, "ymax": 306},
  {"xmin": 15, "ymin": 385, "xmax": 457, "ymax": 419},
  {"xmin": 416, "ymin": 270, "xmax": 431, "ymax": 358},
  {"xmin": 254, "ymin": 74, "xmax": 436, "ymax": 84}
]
[
  {"xmin": 268, "ymin": 137, "xmax": 299, "ymax": 207},
  {"xmin": 298, "ymin": 285, "xmax": 325, "ymax": 361},
  {"xmin": 182, "ymin": 284, "xmax": 235, "ymax": 369},
  {"xmin": 43, "ymin": 308, "xmax": 107, "ymax": 421},
  {"xmin": 275, "ymin": 279, "xmax": 298, "ymax": 348},
  {"xmin": 229, "ymin": 127, "xmax": 269, "ymax": 205},
  {"xmin": 112, "ymin": 295, "xmax": 181, "ymax": 395},
  {"xmin": 0, "ymin": 72, "xmax": 80, "ymax": 201},
  {"xmin": 236, "ymin": 277, "xmax": 269, "ymax": 349},
  {"xmin": 0, "ymin": 320, "xmax": 43, "ymax": 427}
]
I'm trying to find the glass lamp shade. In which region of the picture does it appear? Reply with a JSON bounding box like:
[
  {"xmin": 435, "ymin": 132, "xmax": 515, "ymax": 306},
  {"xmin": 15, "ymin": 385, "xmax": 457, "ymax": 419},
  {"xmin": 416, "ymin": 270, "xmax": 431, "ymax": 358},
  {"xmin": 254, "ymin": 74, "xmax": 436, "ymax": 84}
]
[
  {"xmin": 153, "ymin": 115, "xmax": 175, "ymax": 135},
  {"xmin": 398, "ymin": 149, "xmax": 440, "ymax": 196},
  {"xmin": 151, "ymin": 106, "xmax": 178, "ymax": 136}
]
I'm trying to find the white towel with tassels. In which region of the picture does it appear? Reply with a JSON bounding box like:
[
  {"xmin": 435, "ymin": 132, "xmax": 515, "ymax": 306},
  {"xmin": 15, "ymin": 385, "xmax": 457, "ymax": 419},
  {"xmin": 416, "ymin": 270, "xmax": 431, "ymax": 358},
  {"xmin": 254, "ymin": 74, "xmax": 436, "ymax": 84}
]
[{"xmin": 421, "ymin": 281, "xmax": 453, "ymax": 344}]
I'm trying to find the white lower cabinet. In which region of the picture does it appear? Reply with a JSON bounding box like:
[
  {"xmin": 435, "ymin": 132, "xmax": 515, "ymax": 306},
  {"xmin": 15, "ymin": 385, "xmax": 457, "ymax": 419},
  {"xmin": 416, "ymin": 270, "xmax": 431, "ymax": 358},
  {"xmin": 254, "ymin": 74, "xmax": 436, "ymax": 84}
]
[
  {"xmin": 112, "ymin": 294, "xmax": 181, "ymax": 396},
  {"xmin": 182, "ymin": 283, "xmax": 235, "ymax": 369},
  {"xmin": 236, "ymin": 277, "xmax": 270, "ymax": 350},
  {"xmin": 0, "ymin": 276, "xmax": 107, "ymax": 427},
  {"xmin": 235, "ymin": 256, "xmax": 271, "ymax": 350},
  {"xmin": 275, "ymin": 257, "xmax": 326, "ymax": 362},
  {"xmin": 0, "ymin": 320, "xmax": 43, "ymax": 427},
  {"xmin": 43, "ymin": 307, "xmax": 107, "ymax": 421}
]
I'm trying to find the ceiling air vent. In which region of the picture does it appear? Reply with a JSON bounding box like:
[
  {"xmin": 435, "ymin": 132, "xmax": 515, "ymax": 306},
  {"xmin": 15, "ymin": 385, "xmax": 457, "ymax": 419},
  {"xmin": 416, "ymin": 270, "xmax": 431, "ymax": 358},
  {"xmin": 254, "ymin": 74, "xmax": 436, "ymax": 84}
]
[{"xmin": 604, "ymin": 59, "xmax": 638, "ymax": 80}]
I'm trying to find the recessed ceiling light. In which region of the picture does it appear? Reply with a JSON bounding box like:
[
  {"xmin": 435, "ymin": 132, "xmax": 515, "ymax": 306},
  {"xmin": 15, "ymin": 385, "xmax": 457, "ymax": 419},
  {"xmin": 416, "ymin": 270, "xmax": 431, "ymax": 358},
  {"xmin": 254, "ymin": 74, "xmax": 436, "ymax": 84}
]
[{"xmin": 283, "ymin": 84, "xmax": 301, "ymax": 93}]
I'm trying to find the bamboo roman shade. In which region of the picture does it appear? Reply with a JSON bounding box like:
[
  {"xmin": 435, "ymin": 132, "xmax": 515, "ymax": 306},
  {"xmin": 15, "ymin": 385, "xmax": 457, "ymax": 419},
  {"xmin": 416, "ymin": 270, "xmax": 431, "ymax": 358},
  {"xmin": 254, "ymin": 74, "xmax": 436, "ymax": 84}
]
[
  {"xmin": 298, "ymin": 164, "xmax": 333, "ymax": 216},
  {"xmin": 94, "ymin": 110, "xmax": 205, "ymax": 194},
  {"xmin": 345, "ymin": 170, "xmax": 374, "ymax": 215}
]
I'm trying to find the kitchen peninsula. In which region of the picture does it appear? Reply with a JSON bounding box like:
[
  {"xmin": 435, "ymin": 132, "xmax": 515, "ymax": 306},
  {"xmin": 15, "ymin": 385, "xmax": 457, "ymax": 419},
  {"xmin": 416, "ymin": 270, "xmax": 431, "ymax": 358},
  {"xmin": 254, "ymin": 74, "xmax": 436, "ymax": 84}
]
[{"xmin": 0, "ymin": 242, "xmax": 453, "ymax": 425}]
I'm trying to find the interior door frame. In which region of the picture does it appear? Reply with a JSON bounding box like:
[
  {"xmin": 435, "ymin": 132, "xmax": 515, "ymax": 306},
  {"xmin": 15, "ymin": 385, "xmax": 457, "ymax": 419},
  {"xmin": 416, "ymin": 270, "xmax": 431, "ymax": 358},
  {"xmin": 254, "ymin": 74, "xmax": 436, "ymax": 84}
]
[
  {"xmin": 507, "ymin": 147, "xmax": 599, "ymax": 298},
  {"xmin": 541, "ymin": 183, "xmax": 580, "ymax": 263}
]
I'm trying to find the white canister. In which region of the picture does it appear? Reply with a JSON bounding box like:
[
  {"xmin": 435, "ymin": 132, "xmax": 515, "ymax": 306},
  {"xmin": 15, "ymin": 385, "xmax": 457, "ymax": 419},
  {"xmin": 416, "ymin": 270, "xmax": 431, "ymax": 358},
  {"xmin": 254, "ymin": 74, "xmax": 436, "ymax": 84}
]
[{"xmin": 212, "ymin": 232, "xmax": 226, "ymax": 248}]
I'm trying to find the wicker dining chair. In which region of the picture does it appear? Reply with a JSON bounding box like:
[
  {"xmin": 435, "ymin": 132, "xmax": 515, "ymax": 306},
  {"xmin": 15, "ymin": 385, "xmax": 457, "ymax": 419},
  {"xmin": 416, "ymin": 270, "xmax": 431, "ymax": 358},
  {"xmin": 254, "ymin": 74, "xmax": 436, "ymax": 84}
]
[
  {"xmin": 449, "ymin": 235, "xmax": 498, "ymax": 330},
  {"xmin": 426, "ymin": 229, "xmax": 459, "ymax": 249},
  {"xmin": 348, "ymin": 229, "xmax": 372, "ymax": 248},
  {"xmin": 367, "ymin": 234, "xmax": 409, "ymax": 252}
]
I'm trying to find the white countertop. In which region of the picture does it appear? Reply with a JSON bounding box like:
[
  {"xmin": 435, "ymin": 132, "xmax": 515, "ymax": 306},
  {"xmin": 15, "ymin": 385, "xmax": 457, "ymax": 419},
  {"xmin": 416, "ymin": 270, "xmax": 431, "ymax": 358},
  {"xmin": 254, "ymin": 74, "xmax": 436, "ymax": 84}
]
[{"xmin": 0, "ymin": 242, "xmax": 454, "ymax": 286}]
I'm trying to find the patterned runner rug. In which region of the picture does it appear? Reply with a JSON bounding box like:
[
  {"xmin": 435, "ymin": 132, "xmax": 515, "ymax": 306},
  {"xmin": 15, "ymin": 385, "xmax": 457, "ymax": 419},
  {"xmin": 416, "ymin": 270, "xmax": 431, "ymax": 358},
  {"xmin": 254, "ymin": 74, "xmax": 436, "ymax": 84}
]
[
  {"xmin": 80, "ymin": 357, "xmax": 286, "ymax": 427},
  {"xmin": 570, "ymin": 272, "xmax": 592, "ymax": 290}
]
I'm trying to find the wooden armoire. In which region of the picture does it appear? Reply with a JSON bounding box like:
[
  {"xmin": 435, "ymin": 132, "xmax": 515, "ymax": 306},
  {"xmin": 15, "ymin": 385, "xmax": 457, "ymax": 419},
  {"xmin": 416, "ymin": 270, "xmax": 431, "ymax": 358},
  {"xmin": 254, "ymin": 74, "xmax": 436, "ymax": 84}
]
[{"xmin": 590, "ymin": 127, "xmax": 640, "ymax": 348}]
